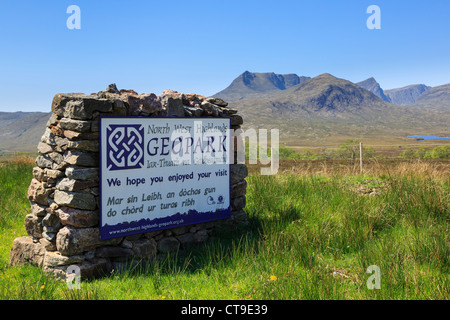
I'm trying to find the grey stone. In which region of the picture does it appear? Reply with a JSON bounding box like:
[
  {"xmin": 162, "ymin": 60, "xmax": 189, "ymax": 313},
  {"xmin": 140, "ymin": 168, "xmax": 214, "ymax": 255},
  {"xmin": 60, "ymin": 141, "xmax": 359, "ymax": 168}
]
[
  {"xmin": 48, "ymin": 152, "xmax": 64, "ymax": 167},
  {"xmin": 90, "ymin": 120, "xmax": 99, "ymax": 132},
  {"xmin": 56, "ymin": 178, "xmax": 98, "ymax": 192},
  {"xmin": 206, "ymin": 97, "xmax": 228, "ymax": 107},
  {"xmin": 231, "ymin": 196, "xmax": 246, "ymax": 211},
  {"xmin": 176, "ymin": 232, "xmax": 195, "ymax": 246},
  {"xmin": 90, "ymin": 187, "xmax": 100, "ymax": 196},
  {"xmin": 231, "ymin": 180, "xmax": 247, "ymax": 198},
  {"xmin": 124, "ymin": 233, "xmax": 142, "ymax": 241},
  {"xmin": 39, "ymin": 238, "xmax": 57, "ymax": 251},
  {"xmin": 194, "ymin": 229, "xmax": 209, "ymax": 242},
  {"xmin": 41, "ymin": 127, "xmax": 69, "ymax": 151},
  {"xmin": 27, "ymin": 178, "xmax": 53, "ymax": 206},
  {"xmin": 230, "ymin": 115, "xmax": 243, "ymax": 126},
  {"xmin": 9, "ymin": 236, "xmax": 46, "ymax": 267},
  {"xmin": 56, "ymin": 226, "xmax": 122, "ymax": 256},
  {"xmin": 132, "ymin": 238, "xmax": 158, "ymax": 258},
  {"xmin": 95, "ymin": 246, "xmax": 134, "ymax": 258},
  {"xmin": 46, "ymin": 114, "xmax": 57, "ymax": 127},
  {"xmin": 171, "ymin": 226, "xmax": 188, "ymax": 235},
  {"xmin": 43, "ymin": 251, "xmax": 85, "ymax": 267},
  {"xmin": 184, "ymin": 106, "xmax": 203, "ymax": 117},
  {"xmin": 200, "ymin": 101, "xmax": 220, "ymax": 116},
  {"xmin": 231, "ymin": 210, "xmax": 248, "ymax": 222},
  {"xmin": 79, "ymin": 258, "xmax": 109, "ymax": 279},
  {"xmin": 32, "ymin": 167, "xmax": 45, "ymax": 181},
  {"xmin": 45, "ymin": 169, "xmax": 65, "ymax": 180},
  {"xmin": 66, "ymin": 140, "xmax": 99, "ymax": 152},
  {"xmin": 31, "ymin": 202, "xmax": 47, "ymax": 217},
  {"xmin": 105, "ymin": 83, "xmax": 119, "ymax": 94},
  {"xmin": 42, "ymin": 232, "xmax": 57, "ymax": 242},
  {"xmin": 160, "ymin": 94, "xmax": 185, "ymax": 117},
  {"xmin": 157, "ymin": 237, "xmax": 180, "ymax": 253},
  {"xmin": 35, "ymin": 154, "xmax": 53, "ymax": 169},
  {"xmin": 51, "ymin": 93, "xmax": 113, "ymax": 120},
  {"xmin": 230, "ymin": 164, "xmax": 248, "ymax": 185},
  {"xmin": 56, "ymin": 207, "xmax": 99, "ymax": 228},
  {"xmin": 59, "ymin": 118, "xmax": 92, "ymax": 132},
  {"xmin": 121, "ymin": 92, "xmax": 162, "ymax": 116},
  {"xmin": 42, "ymin": 212, "xmax": 62, "ymax": 231},
  {"xmin": 41, "ymin": 128, "xmax": 56, "ymax": 145},
  {"xmin": 37, "ymin": 142, "xmax": 53, "ymax": 154},
  {"xmin": 143, "ymin": 230, "xmax": 163, "ymax": 239},
  {"xmin": 63, "ymin": 150, "xmax": 98, "ymax": 167},
  {"xmin": 121, "ymin": 239, "xmax": 133, "ymax": 249},
  {"xmin": 220, "ymin": 107, "xmax": 238, "ymax": 115},
  {"xmin": 54, "ymin": 190, "xmax": 97, "ymax": 210},
  {"xmin": 24, "ymin": 214, "xmax": 43, "ymax": 238},
  {"xmin": 112, "ymin": 98, "xmax": 127, "ymax": 116},
  {"xmin": 56, "ymin": 226, "xmax": 96, "ymax": 256},
  {"xmin": 65, "ymin": 167, "xmax": 99, "ymax": 181}
]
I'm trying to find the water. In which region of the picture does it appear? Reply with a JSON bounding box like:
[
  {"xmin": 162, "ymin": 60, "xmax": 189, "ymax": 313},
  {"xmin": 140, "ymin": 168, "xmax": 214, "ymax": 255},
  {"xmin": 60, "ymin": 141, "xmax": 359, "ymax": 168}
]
[{"xmin": 408, "ymin": 135, "xmax": 450, "ymax": 141}]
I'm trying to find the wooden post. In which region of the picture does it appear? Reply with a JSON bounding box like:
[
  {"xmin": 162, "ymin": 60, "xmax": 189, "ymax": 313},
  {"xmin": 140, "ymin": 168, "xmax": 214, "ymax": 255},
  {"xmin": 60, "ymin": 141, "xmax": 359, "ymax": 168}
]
[{"xmin": 359, "ymin": 142, "xmax": 363, "ymax": 173}]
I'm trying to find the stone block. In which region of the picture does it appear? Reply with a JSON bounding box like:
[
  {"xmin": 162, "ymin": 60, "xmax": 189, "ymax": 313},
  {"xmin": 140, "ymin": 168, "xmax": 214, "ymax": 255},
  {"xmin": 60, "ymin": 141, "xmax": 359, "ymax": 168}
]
[
  {"xmin": 65, "ymin": 167, "xmax": 99, "ymax": 181},
  {"xmin": 230, "ymin": 164, "xmax": 248, "ymax": 185},
  {"xmin": 56, "ymin": 207, "xmax": 99, "ymax": 228},
  {"xmin": 27, "ymin": 178, "xmax": 53, "ymax": 206},
  {"xmin": 54, "ymin": 190, "xmax": 97, "ymax": 210},
  {"xmin": 9, "ymin": 236, "xmax": 46, "ymax": 267},
  {"xmin": 43, "ymin": 251, "xmax": 85, "ymax": 267},
  {"xmin": 24, "ymin": 214, "xmax": 43, "ymax": 238},
  {"xmin": 59, "ymin": 118, "xmax": 92, "ymax": 132},
  {"xmin": 131, "ymin": 238, "xmax": 158, "ymax": 259},
  {"xmin": 51, "ymin": 93, "xmax": 113, "ymax": 120},
  {"xmin": 56, "ymin": 226, "xmax": 120, "ymax": 256},
  {"xmin": 157, "ymin": 237, "xmax": 180, "ymax": 253},
  {"xmin": 63, "ymin": 150, "xmax": 98, "ymax": 167}
]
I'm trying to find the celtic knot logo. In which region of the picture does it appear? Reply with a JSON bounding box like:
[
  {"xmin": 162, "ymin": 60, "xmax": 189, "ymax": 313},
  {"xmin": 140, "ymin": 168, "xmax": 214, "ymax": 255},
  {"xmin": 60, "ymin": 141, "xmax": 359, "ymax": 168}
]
[{"xmin": 106, "ymin": 124, "xmax": 144, "ymax": 170}]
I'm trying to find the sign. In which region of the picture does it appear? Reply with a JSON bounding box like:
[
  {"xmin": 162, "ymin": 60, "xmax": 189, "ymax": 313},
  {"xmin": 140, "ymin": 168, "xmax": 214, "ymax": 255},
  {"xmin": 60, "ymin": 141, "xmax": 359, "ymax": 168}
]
[{"xmin": 99, "ymin": 117, "xmax": 231, "ymax": 240}]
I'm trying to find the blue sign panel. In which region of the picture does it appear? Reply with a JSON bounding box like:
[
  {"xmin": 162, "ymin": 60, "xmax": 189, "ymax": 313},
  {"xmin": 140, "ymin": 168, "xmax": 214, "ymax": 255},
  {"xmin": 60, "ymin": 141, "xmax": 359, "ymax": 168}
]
[{"xmin": 99, "ymin": 117, "xmax": 231, "ymax": 240}]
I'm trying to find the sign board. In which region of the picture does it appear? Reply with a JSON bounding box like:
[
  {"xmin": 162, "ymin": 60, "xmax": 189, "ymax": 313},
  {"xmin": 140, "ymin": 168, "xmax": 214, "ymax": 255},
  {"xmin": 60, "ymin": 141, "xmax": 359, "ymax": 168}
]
[{"xmin": 99, "ymin": 117, "xmax": 231, "ymax": 240}]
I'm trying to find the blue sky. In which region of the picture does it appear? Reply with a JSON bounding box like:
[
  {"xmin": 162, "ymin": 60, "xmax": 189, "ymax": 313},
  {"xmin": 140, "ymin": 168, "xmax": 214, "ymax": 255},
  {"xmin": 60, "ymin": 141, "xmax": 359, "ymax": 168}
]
[{"xmin": 0, "ymin": 0, "xmax": 449, "ymax": 112}]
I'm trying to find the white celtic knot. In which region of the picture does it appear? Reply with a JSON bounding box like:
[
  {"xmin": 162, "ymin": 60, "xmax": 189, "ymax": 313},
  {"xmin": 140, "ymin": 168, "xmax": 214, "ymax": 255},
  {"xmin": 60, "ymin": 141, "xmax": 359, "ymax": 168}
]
[{"xmin": 107, "ymin": 125, "xmax": 144, "ymax": 170}]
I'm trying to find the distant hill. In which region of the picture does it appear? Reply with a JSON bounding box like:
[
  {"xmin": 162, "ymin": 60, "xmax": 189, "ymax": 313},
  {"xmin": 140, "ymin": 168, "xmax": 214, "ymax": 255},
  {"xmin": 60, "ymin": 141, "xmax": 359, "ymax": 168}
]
[
  {"xmin": 224, "ymin": 73, "xmax": 449, "ymax": 142},
  {"xmin": 409, "ymin": 83, "xmax": 450, "ymax": 111},
  {"xmin": 2, "ymin": 73, "xmax": 449, "ymax": 151},
  {"xmin": 214, "ymin": 71, "xmax": 310, "ymax": 101},
  {"xmin": 269, "ymin": 73, "xmax": 389, "ymax": 113},
  {"xmin": 0, "ymin": 112, "xmax": 50, "ymax": 152},
  {"xmin": 356, "ymin": 77, "xmax": 391, "ymax": 102},
  {"xmin": 385, "ymin": 84, "xmax": 431, "ymax": 105}
]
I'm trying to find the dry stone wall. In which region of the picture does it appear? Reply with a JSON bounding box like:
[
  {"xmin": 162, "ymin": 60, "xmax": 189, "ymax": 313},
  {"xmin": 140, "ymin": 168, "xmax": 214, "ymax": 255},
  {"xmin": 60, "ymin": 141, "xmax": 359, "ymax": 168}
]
[{"xmin": 9, "ymin": 84, "xmax": 248, "ymax": 279}]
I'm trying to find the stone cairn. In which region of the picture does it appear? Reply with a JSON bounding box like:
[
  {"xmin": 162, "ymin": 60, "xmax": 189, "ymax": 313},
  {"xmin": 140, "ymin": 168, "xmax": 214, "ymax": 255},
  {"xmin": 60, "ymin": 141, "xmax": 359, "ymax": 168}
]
[{"xmin": 9, "ymin": 84, "xmax": 248, "ymax": 279}]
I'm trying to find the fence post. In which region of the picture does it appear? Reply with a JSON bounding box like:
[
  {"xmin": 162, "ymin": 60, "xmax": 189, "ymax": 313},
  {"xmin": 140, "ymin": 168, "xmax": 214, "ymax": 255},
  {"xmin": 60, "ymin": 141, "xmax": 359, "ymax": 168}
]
[{"xmin": 360, "ymin": 142, "xmax": 363, "ymax": 173}]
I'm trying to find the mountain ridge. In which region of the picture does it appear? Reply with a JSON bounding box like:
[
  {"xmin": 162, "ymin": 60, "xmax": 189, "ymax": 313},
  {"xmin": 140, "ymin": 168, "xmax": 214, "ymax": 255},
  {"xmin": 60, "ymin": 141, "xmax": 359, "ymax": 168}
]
[
  {"xmin": 214, "ymin": 71, "xmax": 310, "ymax": 101},
  {"xmin": 1, "ymin": 72, "xmax": 448, "ymax": 152}
]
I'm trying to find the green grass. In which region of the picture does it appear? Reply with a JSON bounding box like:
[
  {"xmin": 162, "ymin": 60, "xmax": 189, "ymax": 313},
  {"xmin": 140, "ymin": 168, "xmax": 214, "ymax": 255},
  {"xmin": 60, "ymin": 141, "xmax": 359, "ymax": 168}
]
[{"xmin": 0, "ymin": 161, "xmax": 448, "ymax": 300}]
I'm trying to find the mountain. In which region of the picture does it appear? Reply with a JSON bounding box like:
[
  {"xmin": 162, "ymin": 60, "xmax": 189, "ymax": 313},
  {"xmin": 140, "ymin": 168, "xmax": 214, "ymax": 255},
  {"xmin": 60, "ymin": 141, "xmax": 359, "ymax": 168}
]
[
  {"xmin": 409, "ymin": 83, "xmax": 450, "ymax": 111},
  {"xmin": 225, "ymin": 73, "xmax": 448, "ymax": 143},
  {"xmin": 385, "ymin": 84, "xmax": 431, "ymax": 105},
  {"xmin": 356, "ymin": 77, "xmax": 391, "ymax": 102},
  {"xmin": 214, "ymin": 71, "xmax": 310, "ymax": 101},
  {"xmin": 268, "ymin": 73, "xmax": 390, "ymax": 113},
  {"xmin": 0, "ymin": 112, "xmax": 51, "ymax": 152}
]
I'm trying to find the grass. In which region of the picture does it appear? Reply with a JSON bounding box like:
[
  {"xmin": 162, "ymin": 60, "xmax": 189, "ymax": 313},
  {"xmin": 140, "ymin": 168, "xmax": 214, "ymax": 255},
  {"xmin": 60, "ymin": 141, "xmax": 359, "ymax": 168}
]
[{"xmin": 0, "ymin": 158, "xmax": 448, "ymax": 300}]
